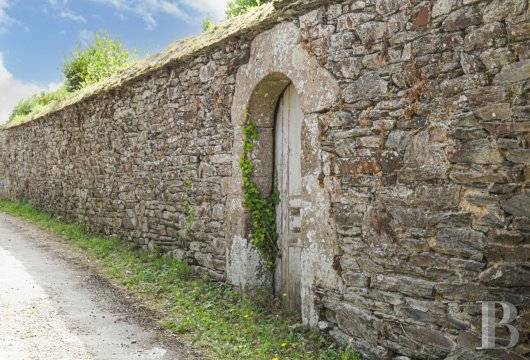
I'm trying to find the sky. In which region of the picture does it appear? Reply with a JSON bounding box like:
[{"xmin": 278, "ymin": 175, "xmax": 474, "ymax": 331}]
[{"xmin": 0, "ymin": 0, "xmax": 230, "ymax": 124}]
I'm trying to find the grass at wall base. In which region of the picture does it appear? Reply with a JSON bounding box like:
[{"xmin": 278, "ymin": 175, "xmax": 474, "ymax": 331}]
[{"xmin": 0, "ymin": 200, "xmax": 359, "ymax": 360}]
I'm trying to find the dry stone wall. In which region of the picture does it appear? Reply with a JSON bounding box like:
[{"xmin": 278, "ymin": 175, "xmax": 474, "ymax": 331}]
[
  {"xmin": 1, "ymin": 0, "xmax": 529, "ymax": 359},
  {"xmin": 0, "ymin": 41, "xmax": 251, "ymax": 280}
]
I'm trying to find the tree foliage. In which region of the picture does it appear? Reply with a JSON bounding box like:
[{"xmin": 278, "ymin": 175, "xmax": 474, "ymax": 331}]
[
  {"xmin": 9, "ymin": 86, "xmax": 70, "ymax": 123},
  {"xmin": 9, "ymin": 31, "xmax": 136, "ymax": 123},
  {"xmin": 62, "ymin": 31, "xmax": 136, "ymax": 91},
  {"xmin": 202, "ymin": 16, "xmax": 213, "ymax": 31},
  {"xmin": 225, "ymin": 0, "xmax": 272, "ymax": 19}
]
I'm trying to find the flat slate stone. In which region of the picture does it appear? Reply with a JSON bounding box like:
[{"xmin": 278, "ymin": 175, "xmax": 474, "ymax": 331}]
[
  {"xmin": 501, "ymin": 192, "xmax": 530, "ymax": 217},
  {"xmin": 495, "ymin": 59, "xmax": 530, "ymax": 83}
]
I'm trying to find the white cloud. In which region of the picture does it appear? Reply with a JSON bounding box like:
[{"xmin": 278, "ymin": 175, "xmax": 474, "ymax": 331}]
[
  {"xmin": 0, "ymin": 53, "xmax": 60, "ymax": 124},
  {"xmin": 90, "ymin": 0, "xmax": 186, "ymax": 29},
  {"xmin": 49, "ymin": 0, "xmax": 69, "ymax": 6},
  {"xmin": 180, "ymin": 0, "xmax": 229, "ymax": 21},
  {"xmin": 90, "ymin": 0, "xmax": 230, "ymax": 29},
  {"xmin": 0, "ymin": 0, "xmax": 14, "ymax": 33},
  {"xmin": 60, "ymin": 10, "xmax": 86, "ymax": 23}
]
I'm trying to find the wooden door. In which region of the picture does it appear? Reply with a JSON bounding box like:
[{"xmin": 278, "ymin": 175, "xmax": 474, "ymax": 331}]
[{"xmin": 274, "ymin": 83, "xmax": 302, "ymax": 312}]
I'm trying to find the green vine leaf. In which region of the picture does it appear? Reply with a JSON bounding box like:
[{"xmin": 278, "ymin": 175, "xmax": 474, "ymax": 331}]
[{"xmin": 239, "ymin": 119, "xmax": 280, "ymax": 270}]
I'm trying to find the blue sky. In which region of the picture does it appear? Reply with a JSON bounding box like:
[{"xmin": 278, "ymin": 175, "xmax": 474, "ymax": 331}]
[{"xmin": 0, "ymin": 0, "xmax": 229, "ymax": 123}]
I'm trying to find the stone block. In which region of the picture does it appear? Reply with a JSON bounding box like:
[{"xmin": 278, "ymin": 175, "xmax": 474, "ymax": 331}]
[
  {"xmin": 485, "ymin": 244, "xmax": 530, "ymax": 262},
  {"xmin": 515, "ymin": 42, "xmax": 530, "ymax": 61},
  {"xmin": 448, "ymin": 128, "xmax": 488, "ymax": 140},
  {"xmin": 460, "ymin": 53, "xmax": 483, "ymax": 74},
  {"xmin": 324, "ymin": 301, "xmax": 379, "ymax": 341},
  {"xmin": 502, "ymin": 192, "xmax": 530, "ymax": 217},
  {"xmin": 464, "ymin": 22, "xmax": 506, "ymax": 51},
  {"xmin": 508, "ymin": 22, "xmax": 530, "ymax": 42},
  {"xmin": 375, "ymin": 0, "xmax": 407, "ymax": 15},
  {"xmin": 378, "ymin": 151, "xmax": 403, "ymax": 174},
  {"xmin": 431, "ymin": 228, "xmax": 487, "ymax": 258},
  {"xmin": 401, "ymin": 325, "xmax": 457, "ymax": 352},
  {"xmin": 411, "ymin": 5, "xmax": 431, "ymax": 30},
  {"xmin": 428, "ymin": 212, "xmax": 473, "ymax": 228},
  {"xmin": 504, "ymin": 149, "xmax": 530, "ymax": 164},
  {"xmin": 371, "ymin": 274, "xmax": 435, "ymax": 298},
  {"xmin": 388, "ymin": 207, "xmax": 427, "ymax": 229},
  {"xmin": 495, "ymin": 59, "xmax": 530, "ymax": 83},
  {"xmin": 401, "ymin": 130, "xmax": 448, "ymax": 181},
  {"xmin": 480, "ymin": 47, "xmax": 517, "ymax": 70},
  {"xmin": 483, "ymin": 0, "xmax": 526, "ymax": 23},
  {"xmin": 435, "ymin": 283, "xmax": 492, "ymax": 301},
  {"xmin": 414, "ymin": 33, "xmax": 464, "ymax": 56},
  {"xmin": 339, "ymin": 159, "xmax": 380, "ymax": 176},
  {"xmin": 336, "ymin": 13, "xmax": 375, "ymax": 32},
  {"xmin": 332, "ymin": 57, "xmax": 363, "ymax": 79},
  {"xmin": 464, "ymin": 86, "xmax": 506, "ymax": 105},
  {"xmin": 362, "ymin": 202, "xmax": 396, "ymax": 247},
  {"xmin": 440, "ymin": 74, "xmax": 489, "ymax": 96},
  {"xmin": 482, "ymin": 122, "xmax": 530, "ymax": 136},
  {"xmin": 447, "ymin": 139, "xmax": 504, "ymax": 165},
  {"xmin": 479, "ymin": 264, "xmax": 530, "ymax": 287},
  {"xmin": 432, "ymin": 0, "xmax": 458, "ymax": 18},
  {"xmin": 442, "ymin": 7, "xmax": 482, "ymax": 32},
  {"xmin": 343, "ymin": 72, "xmax": 388, "ymax": 102},
  {"xmin": 342, "ymin": 271, "xmax": 370, "ymax": 287},
  {"xmin": 491, "ymin": 229, "xmax": 525, "ymax": 244},
  {"xmin": 457, "ymin": 331, "xmax": 481, "ymax": 350},
  {"xmin": 357, "ymin": 21, "xmax": 388, "ymax": 44}
]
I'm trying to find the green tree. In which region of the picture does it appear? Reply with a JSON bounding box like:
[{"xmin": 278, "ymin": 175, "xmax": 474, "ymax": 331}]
[
  {"xmin": 225, "ymin": 0, "xmax": 272, "ymax": 18},
  {"xmin": 62, "ymin": 31, "xmax": 136, "ymax": 91}
]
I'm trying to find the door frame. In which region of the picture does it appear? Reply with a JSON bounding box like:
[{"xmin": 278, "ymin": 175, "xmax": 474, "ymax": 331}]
[{"xmin": 226, "ymin": 21, "xmax": 342, "ymax": 327}]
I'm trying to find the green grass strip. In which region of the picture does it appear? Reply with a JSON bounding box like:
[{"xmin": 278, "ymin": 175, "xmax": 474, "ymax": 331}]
[{"xmin": 0, "ymin": 200, "xmax": 359, "ymax": 360}]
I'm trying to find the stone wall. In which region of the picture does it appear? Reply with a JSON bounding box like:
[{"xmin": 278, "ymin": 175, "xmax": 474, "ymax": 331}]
[
  {"xmin": 1, "ymin": 0, "xmax": 529, "ymax": 359},
  {"xmin": 0, "ymin": 34, "xmax": 252, "ymax": 280}
]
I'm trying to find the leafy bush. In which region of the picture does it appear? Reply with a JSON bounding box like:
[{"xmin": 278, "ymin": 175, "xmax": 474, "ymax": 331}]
[
  {"xmin": 226, "ymin": 0, "xmax": 272, "ymax": 18},
  {"xmin": 9, "ymin": 86, "xmax": 71, "ymax": 123},
  {"xmin": 62, "ymin": 31, "xmax": 136, "ymax": 91},
  {"xmin": 8, "ymin": 31, "xmax": 137, "ymax": 124},
  {"xmin": 239, "ymin": 120, "xmax": 280, "ymax": 269},
  {"xmin": 202, "ymin": 16, "xmax": 213, "ymax": 31}
]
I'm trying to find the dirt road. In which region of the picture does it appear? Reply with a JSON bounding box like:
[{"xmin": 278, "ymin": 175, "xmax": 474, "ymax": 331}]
[{"xmin": 0, "ymin": 213, "xmax": 195, "ymax": 360}]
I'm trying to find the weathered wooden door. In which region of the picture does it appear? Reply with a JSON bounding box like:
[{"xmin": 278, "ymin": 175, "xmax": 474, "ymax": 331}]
[{"xmin": 274, "ymin": 83, "xmax": 302, "ymax": 312}]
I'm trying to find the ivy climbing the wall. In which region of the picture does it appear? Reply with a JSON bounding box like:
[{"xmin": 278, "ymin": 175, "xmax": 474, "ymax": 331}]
[{"xmin": 239, "ymin": 119, "xmax": 280, "ymax": 270}]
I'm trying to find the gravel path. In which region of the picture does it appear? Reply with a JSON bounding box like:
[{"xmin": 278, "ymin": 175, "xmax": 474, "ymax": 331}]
[{"xmin": 0, "ymin": 213, "xmax": 197, "ymax": 360}]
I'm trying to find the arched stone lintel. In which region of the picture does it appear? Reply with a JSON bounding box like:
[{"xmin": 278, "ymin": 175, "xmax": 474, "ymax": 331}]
[
  {"xmin": 248, "ymin": 73, "xmax": 291, "ymax": 129},
  {"xmin": 231, "ymin": 22, "xmax": 341, "ymax": 128}
]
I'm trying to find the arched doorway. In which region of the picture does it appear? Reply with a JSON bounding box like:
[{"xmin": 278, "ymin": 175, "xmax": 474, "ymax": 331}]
[
  {"xmin": 226, "ymin": 21, "xmax": 342, "ymax": 327},
  {"xmin": 274, "ymin": 83, "xmax": 303, "ymax": 312}
]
